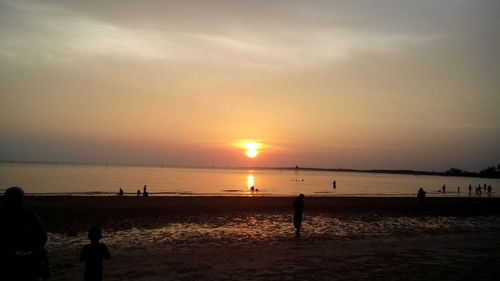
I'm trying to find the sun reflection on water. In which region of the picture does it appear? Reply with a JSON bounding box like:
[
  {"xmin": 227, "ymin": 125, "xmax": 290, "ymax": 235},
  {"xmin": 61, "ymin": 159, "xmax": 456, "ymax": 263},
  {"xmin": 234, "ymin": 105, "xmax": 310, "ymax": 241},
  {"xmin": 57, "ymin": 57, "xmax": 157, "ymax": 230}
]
[{"xmin": 247, "ymin": 174, "xmax": 255, "ymax": 189}]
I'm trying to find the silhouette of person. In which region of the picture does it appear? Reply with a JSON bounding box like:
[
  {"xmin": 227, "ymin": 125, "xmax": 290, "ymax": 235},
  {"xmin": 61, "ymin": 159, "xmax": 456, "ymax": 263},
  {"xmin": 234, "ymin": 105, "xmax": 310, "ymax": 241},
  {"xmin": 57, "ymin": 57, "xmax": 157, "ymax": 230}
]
[
  {"xmin": 0, "ymin": 186, "xmax": 48, "ymax": 281},
  {"xmin": 118, "ymin": 188, "xmax": 124, "ymax": 196},
  {"xmin": 417, "ymin": 187, "xmax": 426, "ymax": 207},
  {"xmin": 332, "ymin": 180, "xmax": 336, "ymax": 189},
  {"xmin": 442, "ymin": 185, "xmax": 446, "ymax": 193},
  {"xmin": 137, "ymin": 190, "xmax": 141, "ymax": 196},
  {"xmin": 468, "ymin": 184, "xmax": 472, "ymax": 194},
  {"xmin": 488, "ymin": 185, "xmax": 492, "ymax": 193},
  {"xmin": 80, "ymin": 226, "xmax": 111, "ymax": 281},
  {"xmin": 292, "ymin": 194, "xmax": 305, "ymax": 235},
  {"xmin": 457, "ymin": 186, "xmax": 460, "ymax": 193},
  {"xmin": 143, "ymin": 185, "xmax": 148, "ymax": 197}
]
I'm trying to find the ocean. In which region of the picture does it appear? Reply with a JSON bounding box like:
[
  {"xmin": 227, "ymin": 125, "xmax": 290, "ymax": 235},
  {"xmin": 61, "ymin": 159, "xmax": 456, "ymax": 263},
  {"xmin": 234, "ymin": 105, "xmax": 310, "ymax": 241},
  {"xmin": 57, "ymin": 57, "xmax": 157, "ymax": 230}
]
[{"xmin": 1, "ymin": 163, "xmax": 498, "ymax": 197}]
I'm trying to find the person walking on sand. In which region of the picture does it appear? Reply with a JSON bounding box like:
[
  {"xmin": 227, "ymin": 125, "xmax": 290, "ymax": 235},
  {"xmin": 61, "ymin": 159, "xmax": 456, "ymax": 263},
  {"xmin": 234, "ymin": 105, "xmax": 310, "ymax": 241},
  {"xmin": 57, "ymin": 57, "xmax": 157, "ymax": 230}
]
[
  {"xmin": 143, "ymin": 185, "xmax": 148, "ymax": 197},
  {"xmin": 1, "ymin": 186, "xmax": 48, "ymax": 281},
  {"xmin": 292, "ymin": 194, "xmax": 305, "ymax": 235},
  {"xmin": 468, "ymin": 184, "xmax": 472, "ymax": 194},
  {"xmin": 332, "ymin": 180, "xmax": 336, "ymax": 189},
  {"xmin": 442, "ymin": 184, "xmax": 446, "ymax": 193},
  {"xmin": 80, "ymin": 226, "xmax": 110, "ymax": 281},
  {"xmin": 417, "ymin": 187, "xmax": 426, "ymax": 207}
]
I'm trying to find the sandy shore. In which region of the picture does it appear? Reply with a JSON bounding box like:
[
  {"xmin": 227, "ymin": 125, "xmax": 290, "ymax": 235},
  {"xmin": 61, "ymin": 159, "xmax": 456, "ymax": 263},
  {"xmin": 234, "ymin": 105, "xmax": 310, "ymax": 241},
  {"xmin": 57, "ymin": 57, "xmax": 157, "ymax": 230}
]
[
  {"xmin": 49, "ymin": 232, "xmax": 500, "ymax": 281},
  {"xmin": 4, "ymin": 196, "xmax": 500, "ymax": 280}
]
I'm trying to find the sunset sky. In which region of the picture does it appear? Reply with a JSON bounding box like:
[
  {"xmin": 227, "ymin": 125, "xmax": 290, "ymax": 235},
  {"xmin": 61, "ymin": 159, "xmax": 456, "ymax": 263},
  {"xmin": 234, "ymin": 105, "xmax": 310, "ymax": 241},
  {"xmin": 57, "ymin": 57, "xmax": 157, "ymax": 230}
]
[{"xmin": 0, "ymin": 0, "xmax": 499, "ymax": 171}]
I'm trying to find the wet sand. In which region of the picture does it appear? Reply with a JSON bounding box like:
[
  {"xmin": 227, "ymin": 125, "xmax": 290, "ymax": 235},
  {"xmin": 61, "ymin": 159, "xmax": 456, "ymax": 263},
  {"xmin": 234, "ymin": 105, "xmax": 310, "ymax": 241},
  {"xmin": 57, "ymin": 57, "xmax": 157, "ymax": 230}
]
[
  {"xmin": 18, "ymin": 196, "xmax": 500, "ymax": 231},
  {"xmin": 50, "ymin": 232, "xmax": 500, "ymax": 281},
  {"xmin": 10, "ymin": 196, "xmax": 500, "ymax": 280}
]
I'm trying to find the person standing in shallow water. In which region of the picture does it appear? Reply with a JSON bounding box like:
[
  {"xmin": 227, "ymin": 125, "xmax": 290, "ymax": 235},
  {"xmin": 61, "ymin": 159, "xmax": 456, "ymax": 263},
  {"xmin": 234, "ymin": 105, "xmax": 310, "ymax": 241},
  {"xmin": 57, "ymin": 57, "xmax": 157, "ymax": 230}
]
[
  {"xmin": 80, "ymin": 226, "xmax": 110, "ymax": 281},
  {"xmin": 292, "ymin": 194, "xmax": 305, "ymax": 235}
]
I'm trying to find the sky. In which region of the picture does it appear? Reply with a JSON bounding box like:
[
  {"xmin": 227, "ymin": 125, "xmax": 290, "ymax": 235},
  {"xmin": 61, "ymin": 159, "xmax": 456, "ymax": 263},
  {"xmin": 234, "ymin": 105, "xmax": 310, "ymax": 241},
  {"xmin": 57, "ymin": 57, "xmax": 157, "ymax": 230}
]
[{"xmin": 0, "ymin": 0, "xmax": 499, "ymax": 171}]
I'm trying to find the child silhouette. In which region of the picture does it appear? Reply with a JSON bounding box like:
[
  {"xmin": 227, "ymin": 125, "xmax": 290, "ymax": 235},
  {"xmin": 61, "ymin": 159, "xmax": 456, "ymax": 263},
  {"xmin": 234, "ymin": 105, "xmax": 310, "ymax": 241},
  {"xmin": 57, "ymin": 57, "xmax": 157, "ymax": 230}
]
[{"xmin": 80, "ymin": 226, "xmax": 111, "ymax": 281}]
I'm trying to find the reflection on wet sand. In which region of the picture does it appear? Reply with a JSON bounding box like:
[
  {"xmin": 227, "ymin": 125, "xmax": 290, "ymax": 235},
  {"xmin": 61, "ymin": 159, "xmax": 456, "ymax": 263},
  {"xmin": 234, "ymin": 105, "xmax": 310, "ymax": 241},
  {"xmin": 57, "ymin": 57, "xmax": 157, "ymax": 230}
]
[{"xmin": 47, "ymin": 214, "xmax": 500, "ymax": 251}]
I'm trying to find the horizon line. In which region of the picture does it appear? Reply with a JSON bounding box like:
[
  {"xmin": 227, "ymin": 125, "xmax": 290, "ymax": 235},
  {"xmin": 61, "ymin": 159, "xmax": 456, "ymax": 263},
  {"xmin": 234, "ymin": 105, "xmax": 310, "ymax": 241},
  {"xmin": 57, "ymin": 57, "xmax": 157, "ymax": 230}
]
[{"xmin": 0, "ymin": 159, "xmax": 493, "ymax": 175}]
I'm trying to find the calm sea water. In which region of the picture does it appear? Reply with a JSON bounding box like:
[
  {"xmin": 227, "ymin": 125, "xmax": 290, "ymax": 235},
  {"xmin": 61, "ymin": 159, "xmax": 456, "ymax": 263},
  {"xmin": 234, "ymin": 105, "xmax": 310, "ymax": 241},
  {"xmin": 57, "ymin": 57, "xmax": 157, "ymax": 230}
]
[{"xmin": 0, "ymin": 163, "xmax": 498, "ymax": 197}]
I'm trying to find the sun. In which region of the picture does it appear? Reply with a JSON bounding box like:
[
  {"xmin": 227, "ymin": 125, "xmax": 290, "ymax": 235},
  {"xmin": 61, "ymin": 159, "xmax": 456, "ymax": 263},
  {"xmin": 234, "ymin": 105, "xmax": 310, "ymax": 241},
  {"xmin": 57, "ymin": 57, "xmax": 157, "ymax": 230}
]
[
  {"xmin": 233, "ymin": 140, "xmax": 265, "ymax": 159},
  {"xmin": 246, "ymin": 149, "xmax": 258, "ymax": 158},
  {"xmin": 243, "ymin": 142, "xmax": 260, "ymax": 158}
]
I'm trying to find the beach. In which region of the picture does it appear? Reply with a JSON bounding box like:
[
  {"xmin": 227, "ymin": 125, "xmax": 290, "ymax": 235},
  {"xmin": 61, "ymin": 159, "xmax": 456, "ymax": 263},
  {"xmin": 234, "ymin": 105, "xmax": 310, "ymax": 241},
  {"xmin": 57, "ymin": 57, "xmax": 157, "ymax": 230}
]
[
  {"xmin": 3, "ymin": 1, "xmax": 499, "ymax": 280},
  {"xmin": 8, "ymin": 196, "xmax": 498, "ymax": 280}
]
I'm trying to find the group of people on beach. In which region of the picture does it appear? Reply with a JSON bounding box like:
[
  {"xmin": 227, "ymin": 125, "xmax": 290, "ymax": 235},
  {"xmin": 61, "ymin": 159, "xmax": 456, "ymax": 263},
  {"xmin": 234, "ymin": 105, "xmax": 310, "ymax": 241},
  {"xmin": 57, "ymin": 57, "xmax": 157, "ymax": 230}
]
[
  {"xmin": 117, "ymin": 185, "xmax": 149, "ymax": 197},
  {"xmin": 437, "ymin": 184, "xmax": 493, "ymax": 195},
  {"xmin": 417, "ymin": 183, "xmax": 495, "ymax": 207},
  {"xmin": 468, "ymin": 184, "xmax": 492, "ymax": 195},
  {"xmin": 1, "ymin": 185, "xmax": 308, "ymax": 281},
  {"xmin": 1, "ymin": 186, "xmax": 110, "ymax": 281}
]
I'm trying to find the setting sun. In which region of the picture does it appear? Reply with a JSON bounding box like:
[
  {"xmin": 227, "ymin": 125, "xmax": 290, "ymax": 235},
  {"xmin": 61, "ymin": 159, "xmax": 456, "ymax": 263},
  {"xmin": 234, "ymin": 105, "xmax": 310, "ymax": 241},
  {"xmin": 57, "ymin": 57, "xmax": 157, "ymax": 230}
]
[
  {"xmin": 242, "ymin": 142, "xmax": 261, "ymax": 158},
  {"xmin": 246, "ymin": 149, "xmax": 258, "ymax": 158}
]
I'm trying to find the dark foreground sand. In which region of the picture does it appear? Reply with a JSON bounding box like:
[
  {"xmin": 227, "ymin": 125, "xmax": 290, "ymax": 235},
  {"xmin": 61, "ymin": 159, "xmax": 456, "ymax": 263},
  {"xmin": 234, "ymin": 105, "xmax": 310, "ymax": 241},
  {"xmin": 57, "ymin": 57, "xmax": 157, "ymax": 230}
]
[
  {"xmin": 19, "ymin": 196, "xmax": 500, "ymax": 232},
  {"xmin": 51, "ymin": 232, "xmax": 500, "ymax": 281},
  {"xmin": 6, "ymin": 196, "xmax": 500, "ymax": 281}
]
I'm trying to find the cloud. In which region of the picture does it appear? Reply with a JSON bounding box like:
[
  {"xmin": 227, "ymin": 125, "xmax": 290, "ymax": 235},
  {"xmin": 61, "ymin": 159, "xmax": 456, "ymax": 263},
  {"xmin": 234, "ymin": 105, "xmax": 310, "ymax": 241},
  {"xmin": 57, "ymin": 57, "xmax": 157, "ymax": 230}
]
[
  {"xmin": 0, "ymin": 0, "xmax": 436, "ymax": 68},
  {"xmin": 0, "ymin": 1, "xmax": 174, "ymax": 64},
  {"xmin": 1, "ymin": 0, "xmax": 498, "ymax": 170}
]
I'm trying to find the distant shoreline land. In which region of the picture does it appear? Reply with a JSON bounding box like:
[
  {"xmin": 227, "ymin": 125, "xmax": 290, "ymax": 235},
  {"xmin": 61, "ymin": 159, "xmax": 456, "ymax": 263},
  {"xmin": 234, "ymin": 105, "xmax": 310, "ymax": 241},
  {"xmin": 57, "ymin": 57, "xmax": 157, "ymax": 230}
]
[{"xmin": 2, "ymin": 160, "xmax": 500, "ymax": 179}]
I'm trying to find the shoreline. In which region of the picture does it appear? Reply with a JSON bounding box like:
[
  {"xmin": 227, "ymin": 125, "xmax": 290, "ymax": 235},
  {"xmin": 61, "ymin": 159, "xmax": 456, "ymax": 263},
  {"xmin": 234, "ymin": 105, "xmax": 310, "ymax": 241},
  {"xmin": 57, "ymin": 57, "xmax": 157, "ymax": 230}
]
[{"xmin": 21, "ymin": 192, "xmax": 499, "ymax": 197}]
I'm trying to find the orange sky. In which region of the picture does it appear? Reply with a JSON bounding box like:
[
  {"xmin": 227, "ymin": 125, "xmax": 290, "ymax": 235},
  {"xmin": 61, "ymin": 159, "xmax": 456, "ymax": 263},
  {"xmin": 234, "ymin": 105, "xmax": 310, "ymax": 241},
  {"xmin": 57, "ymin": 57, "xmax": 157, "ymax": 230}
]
[{"xmin": 0, "ymin": 0, "xmax": 499, "ymax": 171}]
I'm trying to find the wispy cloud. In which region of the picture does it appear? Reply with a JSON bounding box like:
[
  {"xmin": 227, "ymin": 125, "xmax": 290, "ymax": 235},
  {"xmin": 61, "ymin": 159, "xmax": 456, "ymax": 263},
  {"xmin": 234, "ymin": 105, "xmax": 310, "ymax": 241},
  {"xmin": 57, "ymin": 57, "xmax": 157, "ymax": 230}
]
[{"xmin": 0, "ymin": 0, "xmax": 436, "ymax": 68}]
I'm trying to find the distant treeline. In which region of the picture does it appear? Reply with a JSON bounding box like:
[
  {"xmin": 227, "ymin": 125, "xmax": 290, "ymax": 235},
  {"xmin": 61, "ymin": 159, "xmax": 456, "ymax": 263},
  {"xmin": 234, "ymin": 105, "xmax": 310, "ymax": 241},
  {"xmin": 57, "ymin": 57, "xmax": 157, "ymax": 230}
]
[
  {"xmin": 271, "ymin": 164, "xmax": 500, "ymax": 179},
  {"xmin": 444, "ymin": 165, "xmax": 500, "ymax": 179}
]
